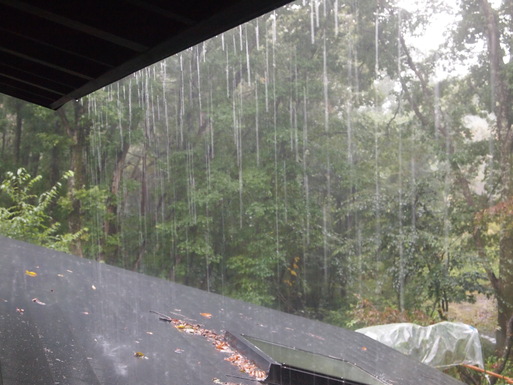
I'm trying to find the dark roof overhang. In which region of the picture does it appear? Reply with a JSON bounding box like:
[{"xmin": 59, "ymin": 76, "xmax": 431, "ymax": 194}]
[{"xmin": 0, "ymin": 0, "xmax": 292, "ymax": 110}]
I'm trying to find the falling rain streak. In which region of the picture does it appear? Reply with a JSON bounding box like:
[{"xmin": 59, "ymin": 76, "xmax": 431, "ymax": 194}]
[
  {"xmin": 82, "ymin": 0, "xmax": 480, "ymax": 317},
  {"xmin": 91, "ymin": 0, "xmax": 342, "ymax": 298}
]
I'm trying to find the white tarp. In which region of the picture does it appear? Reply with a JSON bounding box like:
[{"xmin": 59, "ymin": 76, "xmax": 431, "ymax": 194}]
[{"xmin": 356, "ymin": 322, "xmax": 484, "ymax": 369}]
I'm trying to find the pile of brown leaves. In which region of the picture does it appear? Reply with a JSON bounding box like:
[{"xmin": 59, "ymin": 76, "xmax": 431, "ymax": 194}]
[{"xmin": 165, "ymin": 313, "xmax": 267, "ymax": 383}]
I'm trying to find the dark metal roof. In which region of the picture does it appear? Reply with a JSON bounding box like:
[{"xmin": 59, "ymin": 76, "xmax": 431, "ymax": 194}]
[
  {"xmin": 0, "ymin": 236, "xmax": 465, "ymax": 385},
  {"xmin": 0, "ymin": 0, "xmax": 292, "ymax": 110}
]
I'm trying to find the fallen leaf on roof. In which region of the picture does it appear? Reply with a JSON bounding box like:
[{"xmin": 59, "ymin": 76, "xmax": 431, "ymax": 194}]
[
  {"xmin": 225, "ymin": 354, "xmax": 266, "ymax": 379},
  {"xmin": 134, "ymin": 352, "xmax": 148, "ymax": 359},
  {"xmin": 200, "ymin": 312, "xmax": 213, "ymax": 319},
  {"xmin": 25, "ymin": 270, "xmax": 37, "ymax": 277},
  {"xmin": 32, "ymin": 298, "xmax": 46, "ymax": 305},
  {"xmin": 307, "ymin": 332, "xmax": 325, "ymax": 341},
  {"xmin": 215, "ymin": 341, "xmax": 233, "ymax": 353},
  {"xmin": 151, "ymin": 311, "xmax": 266, "ymax": 381}
]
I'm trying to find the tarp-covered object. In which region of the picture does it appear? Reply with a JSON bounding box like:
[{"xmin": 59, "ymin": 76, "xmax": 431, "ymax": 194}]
[{"xmin": 356, "ymin": 322, "xmax": 484, "ymax": 369}]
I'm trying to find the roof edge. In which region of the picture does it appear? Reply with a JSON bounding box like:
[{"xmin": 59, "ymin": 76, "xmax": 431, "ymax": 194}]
[{"xmin": 50, "ymin": 0, "xmax": 293, "ymax": 109}]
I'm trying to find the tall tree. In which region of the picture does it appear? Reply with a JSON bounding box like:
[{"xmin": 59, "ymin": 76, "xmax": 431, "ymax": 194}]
[
  {"xmin": 396, "ymin": 0, "xmax": 513, "ymax": 356},
  {"xmin": 57, "ymin": 101, "xmax": 90, "ymax": 257}
]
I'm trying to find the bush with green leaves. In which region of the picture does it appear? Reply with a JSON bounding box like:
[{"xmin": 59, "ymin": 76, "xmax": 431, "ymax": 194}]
[{"xmin": 0, "ymin": 168, "xmax": 83, "ymax": 252}]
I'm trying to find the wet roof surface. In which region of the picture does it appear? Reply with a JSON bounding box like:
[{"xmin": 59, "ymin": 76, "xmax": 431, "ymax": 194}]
[
  {"xmin": 0, "ymin": 236, "xmax": 464, "ymax": 385},
  {"xmin": 0, "ymin": 0, "xmax": 292, "ymax": 109}
]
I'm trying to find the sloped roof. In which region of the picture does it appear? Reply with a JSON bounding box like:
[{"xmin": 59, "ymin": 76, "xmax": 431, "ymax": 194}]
[
  {"xmin": 0, "ymin": 236, "xmax": 464, "ymax": 385},
  {"xmin": 0, "ymin": 0, "xmax": 292, "ymax": 110}
]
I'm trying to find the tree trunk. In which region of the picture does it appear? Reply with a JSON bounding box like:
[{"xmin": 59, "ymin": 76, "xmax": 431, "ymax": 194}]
[
  {"xmin": 50, "ymin": 143, "xmax": 61, "ymax": 186},
  {"xmin": 57, "ymin": 101, "xmax": 89, "ymax": 257},
  {"xmin": 1, "ymin": 121, "xmax": 6, "ymax": 161},
  {"xmin": 101, "ymin": 139, "xmax": 130, "ymax": 264},
  {"xmin": 401, "ymin": 0, "xmax": 513, "ymax": 353},
  {"xmin": 480, "ymin": 0, "xmax": 513, "ymax": 353},
  {"xmin": 13, "ymin": 100, "xmax": 23, "ymax": 165}
]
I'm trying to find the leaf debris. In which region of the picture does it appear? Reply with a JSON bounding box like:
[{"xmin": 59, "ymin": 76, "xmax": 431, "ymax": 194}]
[
  {"xmin": 32, "ymin": 298, "xmax": 46, "ymax": 305},
  {"xmin": 151, "ymin": 310, "xmax": 266, "ymax": 381}
]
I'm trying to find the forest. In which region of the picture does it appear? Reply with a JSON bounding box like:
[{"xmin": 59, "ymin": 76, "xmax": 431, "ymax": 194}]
[{"xmin": 1, "ymin": 0, "xmax": 513, "ymax": 382}]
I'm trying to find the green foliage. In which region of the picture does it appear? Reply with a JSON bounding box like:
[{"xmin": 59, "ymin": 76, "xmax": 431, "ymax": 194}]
[
  {"xmin": 485, "ymin": 355, "xmax": 513, "ymax": 382},
  {"xmin": 0, "ymin": 168, "xmax": 83, "ymax": 252},
  {"xmin": 346, "ymin": 296, "xmax": 435, "ymax": 329},
  {"xmin": 224, "ymin": 254, "xmax": 277, "ymax": 306},
  {"xmin": 58, "ymin": 185, "xmax": 110, "ymax": 257},
  {"xmin": 3, "ymin": 5, "xmax": 513, "ymax": 370}
]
